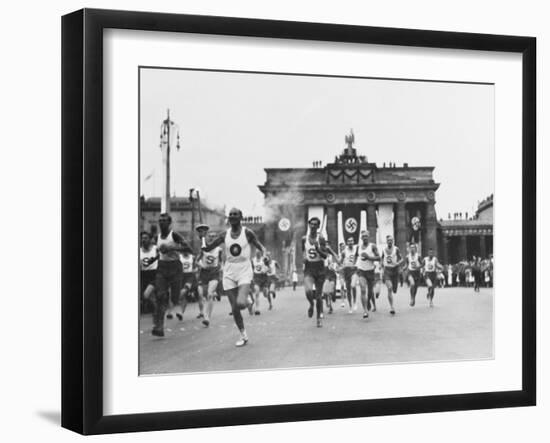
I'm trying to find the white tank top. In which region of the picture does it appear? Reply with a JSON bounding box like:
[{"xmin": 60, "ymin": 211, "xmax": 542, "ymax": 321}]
[
  {"xmin": 342, "ymin": 245, "xmax": 358, "ymax": 268},
  {"xmin": 157, "ymin": 231, "xmax": 180, "ymax": 261},
  {"xmin": 140, "ymin": 245, "xmax": 158, "ymax": 271},
  {"xmin": 408, "ymin": 252, "xmax": 422, "ymax": 271},
  {"xmin": 356, "ymin": 243, "xmax": 376, "ymax": 271},
  {"xmin": 304, "ymin": 234, "xmax": 323, "ymax": 263},
  {"xmin": 180, "ymin": 254, "xmax": 194, "ymax": 273},
  {"xmin": 267, "ymin": 261, "xmax": 278, "ymax": 276},
  {"xmin": 424, "ymin": 256, "xmax": 437, "ymax": 272},
  {"xmin": 253, "ymin": 256, "xmax": 268, "ymax": 274},
  {"xmin": 224, "ymin": 228, "xmax": 250, "ymax": 264},
  {"xmin": 382, "ymin": 246, "xmax": 398, "ymax": 268},
  {"xmin": 201, "ymin": 247, "xmax": 220, "ymax": 269}
]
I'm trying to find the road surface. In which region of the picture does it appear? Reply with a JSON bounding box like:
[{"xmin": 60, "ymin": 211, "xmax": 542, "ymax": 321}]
[{"xmin": 139, "ymin": 285, "xmax": 493, "ymax": 375}]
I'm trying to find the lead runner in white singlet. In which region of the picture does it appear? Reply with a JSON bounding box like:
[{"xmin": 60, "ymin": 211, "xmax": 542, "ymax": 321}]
[{"xmin": 200, "ymin": 208, "xmax": 265, "ymax": 347}]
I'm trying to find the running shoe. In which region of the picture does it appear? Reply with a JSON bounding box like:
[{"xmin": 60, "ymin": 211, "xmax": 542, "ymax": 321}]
[
  {"xmin": 176, "ymin": 313, "xmax": 183, "ymax": 321},
  {"xmin": 166, "ymin": 313, "xmax": 173, "ymax": 320},
  {"xmin": 363, "ymin": 312, "xmax": 369, "ymax": 319},
  {"xmin": 235, "ymin": 337, "xmax": 248, "ymax": 347},
  {"xmin": 316, "ymin": 318, "xmax": 323, "ymax": 328},
  {"xmin": 236, "ymin": 331, "xmax": 249, "ymax": 347},
  {"xmin": 390, "ymin": 309, "xmax": 396, "ymax": 315},
  {"xmin": 196, "ymin": 313, "xmax": 204, "ymax": 319},
  {"xmin": 151, "ymin": 328, "xmax": 164, "ymax": 337},
  {"xmin": 202, "ymin": 319, "xmax": 210, "ymax": 327},
  {"xmin": 308, "ymin": 304, "xmax": 314, "ymax": 318},
  {"xmin": 255, "ymin": 310, "xmax": 261, "ymax": 315}
]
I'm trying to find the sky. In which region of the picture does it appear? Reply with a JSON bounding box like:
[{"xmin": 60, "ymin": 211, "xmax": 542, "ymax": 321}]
[{"xmin": 139, "ymin": 68, "xmax": 494, "ymax": 220}]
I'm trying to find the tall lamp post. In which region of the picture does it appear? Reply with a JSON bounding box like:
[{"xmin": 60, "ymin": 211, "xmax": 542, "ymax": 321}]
[{"xmin": 159, "ymin": 109, "xmax": 180, "ymax": 213}]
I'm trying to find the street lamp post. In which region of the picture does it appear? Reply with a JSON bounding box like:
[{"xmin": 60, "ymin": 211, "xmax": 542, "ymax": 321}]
[{"xmin": 159, "ymin": 109, "xmax": 180, "ymax": 213}]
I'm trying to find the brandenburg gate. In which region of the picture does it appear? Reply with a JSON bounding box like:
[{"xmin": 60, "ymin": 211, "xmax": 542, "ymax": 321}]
[{"xmin": 258, "ymin": 131, "xmax": 440, "ymax": 271}]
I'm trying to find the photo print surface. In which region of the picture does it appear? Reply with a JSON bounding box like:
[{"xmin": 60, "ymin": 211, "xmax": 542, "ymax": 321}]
[{"xmin": 138, "ymin": 67, "xmax": 494, "ymax": 375}]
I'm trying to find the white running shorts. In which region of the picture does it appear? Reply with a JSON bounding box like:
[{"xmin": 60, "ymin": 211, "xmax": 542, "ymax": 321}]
[{"xmin": 223, "ymin": 261, "xmax": 253, "ymax": 291}]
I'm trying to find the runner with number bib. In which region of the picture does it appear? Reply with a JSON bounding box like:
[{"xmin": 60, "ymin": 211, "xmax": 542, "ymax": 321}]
[
  {"xmin": 380, "ymin": 235, "xmax": 403, "ymax": 315},
  {"xmin": 405, "ymin": 243, "xmax": 423, "ymax": 307},
  {"xmin": 252, "ymin": 249, "xmax": 270, "ymax": 314},
  {"xmin": 356, "ymin": 230, "xmax": 380, "ymax": 319},
  {"xmin": 340, "ymin": 237, "xmax": 358, "ymax": 314},
  {"xmin": 423, "ymin": 248, "xmax": 443, "ymax": 307},
  {"xmin": 196, "ymin": 231, "xmax": 222, "ymax": 327},
  {"xmin": 302, "ymin": 217, "xmax": 334, "ymax": 327}
]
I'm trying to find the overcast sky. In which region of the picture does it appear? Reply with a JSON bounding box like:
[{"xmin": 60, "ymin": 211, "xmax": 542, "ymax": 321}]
[{"xmin": 140, "ymin": 68, "xmax": 494, "ymax": 220}]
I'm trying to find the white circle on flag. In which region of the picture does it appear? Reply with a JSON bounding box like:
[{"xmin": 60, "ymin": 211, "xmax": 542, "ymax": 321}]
[
  {"xmin": 278, "ymin": 218, "xmax": 291, "ymax": 231},
  {"xmin": 344, "ymin": 217, "xmax": 358, "ymax": 233}
]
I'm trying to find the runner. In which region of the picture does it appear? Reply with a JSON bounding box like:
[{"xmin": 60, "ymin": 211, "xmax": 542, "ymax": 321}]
[
  {"xmin": 266, "ymin": 252, "xmax": 280, "ymax": 303},
  {"xmin": 322, "ymin": 247, "xmax": 340, "ymax": 315},
  {"xmin": 356, "ymin": 230, "xmax": 380, "ymax": 319},
  {"xmin": 372, "ymin": 260, "xmax": 382, "ymax": 311},
  {"xmin": 152, "ymin": 213, "xmax": 190, "ymax": 337},
  {"xmin": 338, "ymin": 243, "xmax": 346, "ymax": 308},
  {"xmin": 140, "ymin": 231, "xmax": 158, "ymax": 314},
  {"xmin": 200, "ymin": 208, "xmax": 264, "ymax": 347},
  {"xmin": 404, "ymin": 243, "xmax": 423, "ymax": 307},
  {"xmin": 340, "ymin": 237, "xmax": 358, "ymax": 314},
  {"xmin": 423, "ymin": 248, "xmax": 443, "ymax": 307},
  {"xmin": 196, "ymin": 231, "xmax": 222, "ymax": 327},
  {"xmin": 302, "ymin": 217, "xmax": 333, "ymax": 327},
  {"xmin": 292, "ymin": 270, "xmax": 298, "ymax": 291},
  {"xmin": 380, "ymin": 235, "xmax": 403, "ymax": 315},
  {"xmin": 174, "ymin": 247, "xmax": 203, "ymax": 321},
  {"xmin": 252, "ymin": 249, "xmax": 270, "ymax": 314}
]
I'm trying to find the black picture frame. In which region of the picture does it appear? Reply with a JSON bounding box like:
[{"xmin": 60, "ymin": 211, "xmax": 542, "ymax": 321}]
[{"xmin": 61, "ymin": 8, "xmax": 536, "ymax": 435}]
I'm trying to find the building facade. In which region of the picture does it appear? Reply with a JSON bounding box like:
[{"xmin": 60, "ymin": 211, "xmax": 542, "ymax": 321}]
[
  {"xmin": 258, "ymin": 138, "xmax": 440, "ymax": 273},
  {"xmin": 439, "ymin": 194, "xmax": 493, "ymax": 264}
]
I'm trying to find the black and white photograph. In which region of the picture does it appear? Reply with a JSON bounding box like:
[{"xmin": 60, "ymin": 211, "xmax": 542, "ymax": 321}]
[{"xmin": 138, "ymin": 67, "xmax": 495, "ymax": 375}]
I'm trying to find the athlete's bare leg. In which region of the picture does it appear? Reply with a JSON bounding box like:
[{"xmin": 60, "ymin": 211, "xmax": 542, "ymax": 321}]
[
  {"xmin": 314, "ymin": 275, "xmax": 324, "ymax": 327},
  {"xmin": 426, "ymin": 277, "xmax": 435, "ymax": 307},
  {"xmin": 177, "ymin": 283, "xmax": 192, "ymax": 321},
  {"xmin": 143, "ymin": 284, "xmax": 155, "ymax": 300},
  {"xmin": 366, "ymin": 277, "xmax": 375, "ymax": 312},
  {"xmin": 358, "ymin": 276, "xmax": 369, "ymax": 319},
  {"xmin": 385, "ymin": 279, "xmax": 396, "ymax": 314},
  {"xmin": 226, "ymin": 284, "xmax": 250, "ymax": 346},
  {"xmin": 303, "ymin": 275, "xmax": 316, "ymax": 318},
  {"xmin": 372, "ymin": 280, "xmax": 380, "ymax": 311},
  {"xmin": 408, "ymin": 274, "xmax": 417, "ymax": 307},
  {"xmin": 201, "ymin": 280, "xmax": 218, "ymax": 326},
  {"xmin": 267, "ymin": 282, "xmax": 275, "ymax": 310},
  {"xmin": 253, "ymin": 283, "xmax": 261, "ymax": 315},
  {"xmin": 347, "ymin": 281, "xmax": 353, "ymax": 312}
]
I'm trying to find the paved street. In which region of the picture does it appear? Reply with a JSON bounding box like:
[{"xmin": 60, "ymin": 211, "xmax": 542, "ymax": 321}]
[{"xmin": 139, "ymin": 285, "xmax": 493, "ymax": 375}]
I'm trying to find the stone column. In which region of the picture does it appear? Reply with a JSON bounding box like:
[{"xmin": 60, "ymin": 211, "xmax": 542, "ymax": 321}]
[
  {"xmin": 480, "ymin": 235, "xmax": 487, "ymax": 258},
  {"xmin": 424, "ymin": 201, "xmax": 438, "ymax": 256},
  {"xmin": 459, "ymin": 235, "xmax": 468, "ymax": 261},
  {"xmin": 366, "ymin": 204, "xmax": 377, "ymax": 245},
  {"xmin": 395, "ymin": 202, "xmax": 407, "ymax": 253},
  {"xmin": 326, "ymin": 205, "xmax": 338, "ymax": 248},
  {"xmin": 442, "ymin": 236, "xmax": 450, "ymax": 264}
]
